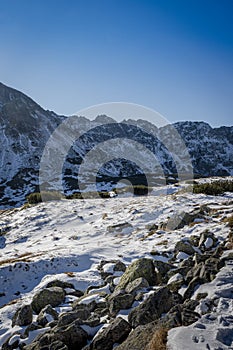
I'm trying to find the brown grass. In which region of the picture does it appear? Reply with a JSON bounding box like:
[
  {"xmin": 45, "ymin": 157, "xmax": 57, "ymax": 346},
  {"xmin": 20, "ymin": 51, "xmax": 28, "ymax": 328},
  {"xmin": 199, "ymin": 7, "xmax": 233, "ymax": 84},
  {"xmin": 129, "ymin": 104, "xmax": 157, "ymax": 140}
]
[
  {"xmin": 146, "ymin": 327, "xmax": 169, "ymax": 350},
  {"xmin": 0, "ymin": 252, "xmax": 34, "ymax": 266},
  {"xmin": 65, "ymin": 272, "xmax": 75, "ymax": 277},
  {"xmin": 227, "ymin": 214, "xmax": 233, "ymax": 228}
]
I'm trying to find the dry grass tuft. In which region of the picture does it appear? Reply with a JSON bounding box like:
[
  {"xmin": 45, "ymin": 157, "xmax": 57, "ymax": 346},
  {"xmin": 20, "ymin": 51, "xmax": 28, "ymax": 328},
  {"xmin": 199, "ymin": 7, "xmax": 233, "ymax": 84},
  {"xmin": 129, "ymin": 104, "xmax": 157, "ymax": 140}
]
[
  {"xmin": 65, "ymin": 272, "xmax": 75, "ymax": 277},
  {"xmin": 146, "ymin": 327, "xmax": 169, "ymax": 350},
  {"xmin": 0, "ymin": 252, "xmax": 33, "ymax": 266}
]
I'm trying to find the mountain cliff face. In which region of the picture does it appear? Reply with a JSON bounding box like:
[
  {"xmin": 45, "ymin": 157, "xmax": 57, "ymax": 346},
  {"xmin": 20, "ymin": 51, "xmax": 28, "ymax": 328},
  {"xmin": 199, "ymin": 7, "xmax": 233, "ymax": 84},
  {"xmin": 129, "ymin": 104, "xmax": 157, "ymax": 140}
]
[{"xmin": 0, "ymin": 82, "xmax": 232, "ymax": 208}]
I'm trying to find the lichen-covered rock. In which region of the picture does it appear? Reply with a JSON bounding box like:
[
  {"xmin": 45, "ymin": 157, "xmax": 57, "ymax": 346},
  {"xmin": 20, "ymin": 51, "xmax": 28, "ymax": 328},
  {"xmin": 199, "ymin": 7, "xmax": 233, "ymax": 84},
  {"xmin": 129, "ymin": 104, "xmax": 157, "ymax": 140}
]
[
  {"xmin": 115, "ymin": 258, "xmax": 158, "ymax": 291},
  {"xmin": 12, "ymin": 304, "xmax": 33, "ymax": 327},
  {"xmin": 31, "ymin": 287, "xmax": 65, "ymax": 314}
]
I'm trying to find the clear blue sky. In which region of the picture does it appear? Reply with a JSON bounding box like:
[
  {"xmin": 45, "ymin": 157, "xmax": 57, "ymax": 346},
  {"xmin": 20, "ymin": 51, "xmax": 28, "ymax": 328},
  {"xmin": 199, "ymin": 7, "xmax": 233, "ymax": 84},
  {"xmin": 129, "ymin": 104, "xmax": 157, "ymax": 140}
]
[{"xmin": 0, "ymin": 0, "xmax": 232, "ymax": 126}]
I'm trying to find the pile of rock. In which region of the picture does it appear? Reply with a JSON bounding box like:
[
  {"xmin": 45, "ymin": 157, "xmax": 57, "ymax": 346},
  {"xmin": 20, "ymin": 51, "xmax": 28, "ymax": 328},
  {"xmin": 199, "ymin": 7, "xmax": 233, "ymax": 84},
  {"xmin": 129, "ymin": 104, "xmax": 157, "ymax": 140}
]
[{"xmin": 2, "ymin": 229, "xmax": 230, "ymax": 350}]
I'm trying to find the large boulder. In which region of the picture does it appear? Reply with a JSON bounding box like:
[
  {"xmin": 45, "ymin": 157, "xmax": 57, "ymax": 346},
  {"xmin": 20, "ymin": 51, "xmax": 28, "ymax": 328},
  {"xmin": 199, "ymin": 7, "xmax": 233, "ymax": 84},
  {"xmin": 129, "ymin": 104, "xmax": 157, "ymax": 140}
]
[
  {"xmin": 128, "ymin": 287, "xmax": 181, "ymax": 328},
  {"xmin": 115, "ymin": 258, "xmax": 158, "ymax": 292},
  {"xmin": 12, "ymin": 304, "xmax": 33, "ymax": 327},
  {"xmin": 31, "ymin": 287, "xmax": 65, "ymax": 314}
]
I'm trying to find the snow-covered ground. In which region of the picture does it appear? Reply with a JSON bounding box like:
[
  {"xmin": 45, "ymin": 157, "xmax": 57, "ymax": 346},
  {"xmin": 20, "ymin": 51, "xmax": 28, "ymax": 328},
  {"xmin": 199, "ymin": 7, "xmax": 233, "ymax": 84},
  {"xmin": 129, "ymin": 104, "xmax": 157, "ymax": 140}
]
[{"xmin": 0, "ymin": 184, "xmax": 233, "ymax": 348}]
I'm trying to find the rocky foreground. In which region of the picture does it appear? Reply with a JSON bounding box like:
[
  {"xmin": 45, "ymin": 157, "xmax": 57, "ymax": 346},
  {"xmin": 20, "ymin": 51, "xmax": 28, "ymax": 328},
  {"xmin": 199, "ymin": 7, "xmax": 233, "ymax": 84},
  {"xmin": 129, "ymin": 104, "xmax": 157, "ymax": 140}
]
[{"xmin": 0, "ymin": 191, "xmax": 233, "ymax": 349}]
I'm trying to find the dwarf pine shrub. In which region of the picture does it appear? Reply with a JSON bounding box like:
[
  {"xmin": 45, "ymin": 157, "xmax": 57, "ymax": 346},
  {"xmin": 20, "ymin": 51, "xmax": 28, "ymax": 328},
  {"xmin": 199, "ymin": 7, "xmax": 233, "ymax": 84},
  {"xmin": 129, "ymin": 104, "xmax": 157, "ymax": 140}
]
[
  {"xmin": 193, "ymin": 180, "xmax": 233, "ymax": 196},
  {"xmin": 27, "ymin": 191, "xmax": 63, "ymax": 204}
]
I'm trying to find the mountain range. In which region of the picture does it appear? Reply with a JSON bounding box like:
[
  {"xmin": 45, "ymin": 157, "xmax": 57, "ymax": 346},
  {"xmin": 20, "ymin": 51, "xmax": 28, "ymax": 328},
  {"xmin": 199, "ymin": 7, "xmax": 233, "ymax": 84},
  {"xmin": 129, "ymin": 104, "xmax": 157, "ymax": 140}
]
[{"xmin": 0, "ymin": 82, "xmax": 232, "ymax": 209}]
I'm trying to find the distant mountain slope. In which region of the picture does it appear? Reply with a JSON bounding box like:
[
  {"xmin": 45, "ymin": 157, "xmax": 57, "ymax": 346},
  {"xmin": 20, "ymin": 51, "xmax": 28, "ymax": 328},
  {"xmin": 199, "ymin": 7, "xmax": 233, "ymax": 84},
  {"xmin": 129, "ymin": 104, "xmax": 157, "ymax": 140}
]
[
  {"xmin": 0, "ymin": 82, "xmax": 232, "ymax": 208},
  {"xmin": 0, "ymin": 82, "xmax": 65, "ymax": 207}
]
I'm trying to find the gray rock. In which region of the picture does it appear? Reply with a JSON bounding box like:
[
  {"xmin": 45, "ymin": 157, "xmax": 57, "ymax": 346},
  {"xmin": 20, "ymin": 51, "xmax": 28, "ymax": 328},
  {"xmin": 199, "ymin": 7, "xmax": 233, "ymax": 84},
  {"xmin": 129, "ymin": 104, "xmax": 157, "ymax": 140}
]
[
  {"xmin": 37, "ymin": 304, "xmax": 59, "ymax": 327},
  {"xmin": 125, "ymin": 277, "xmax": 149, "ymax": 295},
  {"xmin": 25, "ymin": 340, "xmax": 68, "ymax": 350},
  {"xmin": 165, "ymin": 209, "xmax": 204, "ymax": 230},
  {"xmin": 115, "ymin": 321, "xmax": 157, "ymax": 350},
  {"xmin": 153, "ymin": 260, "xmax": 174, "ymax": 278},
  {"xmin": 89, "ymin": 317, "xmax": 131, "ymax": 350},
  {"xmin": 72, "ymin": 299, "xmax": 96, "ymax": 312},
  {"xmin": 115, "ymin": 258, "xmax": 158, "ymax": 292},
  {"xmin": 128, "ymin": 287, "xmax": 179, "ymax": 328},
  {"xmin": 31, "ymin": 287, "xmax": 65, "ymax": 314},
  {"xmin": 23, "ymin": 322, "xmax": 43, "ymax": 337},
  {"xmin": 25, "ymin": 320, "xmax": 88, "ymax": 350},
  {"xmin": 49, "ymin": 341, "xmax": 68, "ymax": 350},
  {"xmin": 175, "ymin": 240, "xmax": 195, "ymax": 255},
  {"xmin": 163, "ymin": 300, "xmax": 200, "ymax": 328},
  {"xmin": 98, "ymin": 260, "xmax": 126, "ymax": 280},
  {"xmin": 46, "ymin": 280, "xmax": 75, "ymax": 290},
  {"xmin": 107, "ymin": 222, "xmax": 132, "ymax": 233},
  {"xmin": 58, "ymin": 308, "xmax": 91, "ymax": 327},
  {"xmin": 109, "ymin": 293, "xmax": 134, "ymax": 315},
  {"xmin": 199, "ymin": 231, "xmax": 217, "ymax": 250},
  {"xmin": 12, "ymin": 304, "xmax": 33, "ymax": 327},
  {"xmin": 2, "ymin": 332, "xmax": 21, "ymax": 350},
  {"xmin": 183, "ymin": 276, "xmax": 203, "ymax": 300}
]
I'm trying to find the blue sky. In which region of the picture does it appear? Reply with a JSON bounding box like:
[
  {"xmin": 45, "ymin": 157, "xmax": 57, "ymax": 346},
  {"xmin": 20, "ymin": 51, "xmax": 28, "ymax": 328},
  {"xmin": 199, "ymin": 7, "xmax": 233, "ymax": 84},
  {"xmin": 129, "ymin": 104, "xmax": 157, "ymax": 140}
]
[{"xmin": 0, "ymin": 0, "xmax": 232, "ymax": 126}]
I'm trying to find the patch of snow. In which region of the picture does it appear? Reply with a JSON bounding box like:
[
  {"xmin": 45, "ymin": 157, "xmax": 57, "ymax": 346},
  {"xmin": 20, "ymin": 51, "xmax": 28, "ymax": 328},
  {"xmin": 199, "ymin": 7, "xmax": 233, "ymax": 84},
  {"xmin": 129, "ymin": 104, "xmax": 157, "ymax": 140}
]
[{"xmin": 168, "ymin": 273, "xmax": 183, "ymax": 284}]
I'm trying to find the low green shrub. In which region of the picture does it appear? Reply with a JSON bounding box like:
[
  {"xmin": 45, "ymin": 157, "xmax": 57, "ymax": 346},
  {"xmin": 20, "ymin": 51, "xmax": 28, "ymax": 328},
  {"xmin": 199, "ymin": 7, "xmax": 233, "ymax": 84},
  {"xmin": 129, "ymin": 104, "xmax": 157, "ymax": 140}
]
[
  {"xmin": 66, "ymin": 192, "xmax": 83, "ymax": 199},
  {"xmin": 193, "ymin": 180, "xmax": 233, "ymax": 196},
  {"xmin": 27, "ymin": 191, "xmax": 63, "ymax": 204},
  {"xmin": 227, "ymin": 214, "xmax": 233, "ymax": 228}
]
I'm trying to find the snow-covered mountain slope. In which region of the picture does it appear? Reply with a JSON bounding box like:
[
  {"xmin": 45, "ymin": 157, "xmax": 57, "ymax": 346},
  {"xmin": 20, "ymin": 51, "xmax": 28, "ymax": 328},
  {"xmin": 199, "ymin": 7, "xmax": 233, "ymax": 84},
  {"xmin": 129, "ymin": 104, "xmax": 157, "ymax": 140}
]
[
  {"xmin": 0, "ymin": 82, "xmax": 233, "ymax": 209},
  {"xmin": 0, "ymin": 186, "xmax": 233, "ymax": 349},
  {"xmin": 0, "ymin": 83, "xmax": 65, "ymax": 208}
]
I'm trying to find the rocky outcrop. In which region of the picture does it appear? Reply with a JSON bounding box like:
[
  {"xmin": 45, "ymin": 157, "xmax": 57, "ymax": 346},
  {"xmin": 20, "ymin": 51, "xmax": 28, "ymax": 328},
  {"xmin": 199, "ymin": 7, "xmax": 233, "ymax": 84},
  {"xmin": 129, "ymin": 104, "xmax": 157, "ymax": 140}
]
[{"xmin": 3, "ymin": 223, "xmax": 231, "ymax": 350}]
